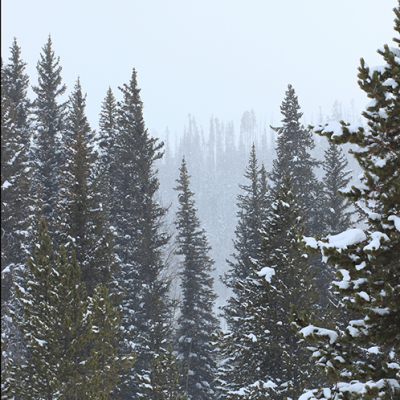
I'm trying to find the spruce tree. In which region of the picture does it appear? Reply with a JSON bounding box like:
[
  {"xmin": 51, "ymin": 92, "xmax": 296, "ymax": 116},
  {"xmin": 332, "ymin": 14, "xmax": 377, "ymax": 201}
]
[
  {"xmin": 1, "ymin": 69, "xmax": 33, "ymax": 379},
  {"xmin": 8, "ymin": 218, "xmax": 61, "ymax": 398},
  {"xmin": 270, "ymin": 84, "xmax": 323, "ymax": 236},
  {"xmin": 32, "ymin": 35, "xmax": 67, "ymax": 222},
  {"xmin": 293, "ymin": 5, "xmax": 400, "ymax": 398},
  {"xmin": 86, "ymin": 284, "xmax": 135, "ymax": 399},
  {"xmin": 55, "ymin": 245, "xmax": 92, "ymax": 399},
  {"xmin": 56, "ymin": 78, "xmax": 118, "ymax": 297},
  {"xmin": 322, "ymin": 142, "xmax": 353, "ymax": 235},
  {"xmin": 216, "ymin": 145, "xmax": 270, "ymax": 396},
  {"xmin": 111, "ymin": 69, "xmax": 172, "ymax": 398},
  {"xmin": 216, "ymin": 176, "xmax": 319, "ymax": 399},
  {"xmin": 221, "ymin": 144, "xmax": 269, "ymax": 326},
  {"xmin": 136, "ymin": 343, "xmax": 187, "ymax": 400},
  {"xmin": 174, "ymin": 157, "xmax": 219, "ymax": 400},
  {"xmin": 3, "ymin": 38, "xmax": 32, "ymax": 145},
  {"xmin": 1, "ymin": 71, "xmax": 32, "ymax": 307}
]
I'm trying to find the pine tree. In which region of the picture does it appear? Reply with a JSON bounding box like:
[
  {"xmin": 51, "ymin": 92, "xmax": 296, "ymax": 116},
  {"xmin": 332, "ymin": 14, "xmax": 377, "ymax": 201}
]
[
  {"xmin": 111, "ymin": 69, "xmax": 172, "ymax": 398},
  {"xmin": 174, "ymin": 157, "xmax": 220, "ymax": 400},
  {"xmin": 8, "ymin": 218, "xmax": 61, "ymax": 398},
  {"xmin": 322, "ymin": 142, "xmax": 353, "ymax": 235},
  {"xmin": 217, "ymin": 176, "xmax": 319, "ymax": 399},
  {"xmin": 86, "ymin": 284, "xmax": 135, "ymax": 399},
  {"xmin": 3, "ymin": 38, "xmax": 32, "ymax": 145},
  {"xmin": 216, "ymin": 146, "xmax": 269, "ymax": 396},
  {"xmin": 32, "ymin": 35, "xmax": 67, "ymax": 222},
  {"xmin": 55, "ymin": 245, "xmax": 92, "ymax": 399},
  {"xmin": 137, "ymin": 343, "xmax": 187, "ymax": 400},
  {"xmin": 97, "ymin": 86, "xmax": 118, "ymax": 206},
  {"xmin": 56, "ymin": 78, "xmax": 119, "ymax": 297},
  {"xmin": 293, "ymin": 5, "xmax": 400, "ymax": 398},
  {"xmin": 221, "ymin": 144, "xmax": 269, "ymax": 326},
  {"xmin": 270, "ymin": 84, "xmax": 323, "ymax": 236},
  {"xmin": 1, "ymin": 67, "xmax": 34, "ymax": 380},
  {"xmin": 1, "ymin": 69, "xmax": 32, "ymax": 307}
]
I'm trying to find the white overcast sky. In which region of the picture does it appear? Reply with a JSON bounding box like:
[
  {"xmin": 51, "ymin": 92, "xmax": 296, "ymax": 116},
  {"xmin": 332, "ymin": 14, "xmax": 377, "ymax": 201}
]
[{"xmin": 1, "ymin": 0, "xmax": 398, "ymax": 142}]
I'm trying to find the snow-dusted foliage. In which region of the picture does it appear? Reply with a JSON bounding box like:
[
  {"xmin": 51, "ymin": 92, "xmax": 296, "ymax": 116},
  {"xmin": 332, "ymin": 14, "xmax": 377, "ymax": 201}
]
[
  {"xmin": 174, "ymin": 158, "xmax": 219, "ymax": 399},
  {"xmin": 293, "ymin": 5, "xmax": 400, "ymax": 398}
]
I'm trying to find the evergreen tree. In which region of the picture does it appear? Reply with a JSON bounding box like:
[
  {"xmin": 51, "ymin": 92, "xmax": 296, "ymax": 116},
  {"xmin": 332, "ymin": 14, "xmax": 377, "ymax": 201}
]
[
  {"xmin": 32, "ymin": 35, "xmax": 67, "ymax": 222},
  {"xmin": 221, "ymin": 144, "xmax": 269, "ymax": 326},
  {"xmin": 111, "ymin": 69, "xmax": 171, "ymax": 398},
  {"xmin": 56, "ymin": 78, "xmax": 118, "ymax": 297},
  {"xmin": 270, "ymin": 84, "xmax": 323, "ymax": 236},
  {"xmin": 86, "ymin": 284, "xmax": 135, "ymax": 399},
  {"xmin": 3, "ymin": 38, "xmax": 32, "ymax": 145},
  {"xmin": 1, "ymin": 70, "xmax": 32, "ymax": 307},
  {"xmin": 55, "ymin": 245, "xmax": 92, "ymax": 399},
  {"xmin": 137, "ymin": 343, "xmax": 187, "ymax": 400},
  {"xmin": 293, "ymin": 5, "xmax": 400, "ymax": 398},
  {"xmin": 8, "ymin": 218, "xmax": 61, "ymax": 398},
  {"xmin": 322, "ymin": 142, "xmax": 353, "ymax": 235},
  {"xmin": 97, "ymin": 86, "xmax": 118, "ymax": 200},
  {"xmin": 216, "ymin": 176, "xmax": 319, "ymax": 399},
  {"xmin": 174, "ymin": 157, "xmax": 220, "ymax": 400},
  {"xmin": 1, "ymin": 68, "xmax": 34, "ymax": 379}
]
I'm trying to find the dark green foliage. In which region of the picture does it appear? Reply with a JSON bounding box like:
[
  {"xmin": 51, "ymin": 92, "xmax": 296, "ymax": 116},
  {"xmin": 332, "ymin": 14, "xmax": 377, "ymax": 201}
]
[
  {"xmin": 322, "ymin": 142, "xmax": 353, "ymax": 235},
  {"xmin": 86, "ymin": 284, "xmax": 135, "ymax": 399},
  {"xmin": 3, "ymin": 38, "xmax": 32, "ymax": 145},
  {"xmin": 56, "ymin": 78, "xmax": 119, "ymax": 297},
  {"xmin": 270, "ymin": 84, "xmax": 323, "ymax": 236},
  {"xmin": 32, "ymin": 35, "xmax": 67, "ymax": 221},
  {"xmin": 217, "ymin": 176, "xmax": 319, "ymax": 399},
  {"xmin": 9, "ymin": 218, "xmax": 61, "ymax": 398},
  {"xmin": 221, "ymin": 145, "xmax": 269, "ymax": 327},
  {"xmin": 137, "ymin": 343, "xmax": 187, "ymax": 400},
  {"xmin": 111, "ymin": 69, "xmax": 172, "ymax": 398},
  {"xmin": 55, "ymin": 245, "xmax": 91, "ymax": 399},
  {"xmin": 1, "ymin": 72, "xmax": 32, "ymax": 306},
  {"xmin": 174, "ymin": 158, "xmax": 219, "ymax": 400},
  {"xmin": 6, "ymin": 218, "xmax": 129, "ymax": 398},
  {"xmin": 293, "ymin": 5, "xmax": 400, "ymax": 398}
]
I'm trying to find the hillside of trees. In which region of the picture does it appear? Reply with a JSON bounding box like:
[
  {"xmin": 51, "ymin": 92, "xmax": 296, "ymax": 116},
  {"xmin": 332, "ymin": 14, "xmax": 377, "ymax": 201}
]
[{"xmin": 1, "ymin": 3, "xmax": 399, "ymax": 399}]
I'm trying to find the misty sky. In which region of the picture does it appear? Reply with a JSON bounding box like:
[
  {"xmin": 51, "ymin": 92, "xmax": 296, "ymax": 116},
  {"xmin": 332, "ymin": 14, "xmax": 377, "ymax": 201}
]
[{"xmin": 1, "ymin": 0, "xmax": 398, "ymax": 143}]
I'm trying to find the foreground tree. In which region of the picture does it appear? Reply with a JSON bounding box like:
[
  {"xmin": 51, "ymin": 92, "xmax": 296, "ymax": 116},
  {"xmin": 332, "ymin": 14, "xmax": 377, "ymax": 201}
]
[
  {"xmin": 216, "ymin": 176, "xmax": 319, "ymax": 399},
  {"xmin": 293, "ymin": 5, "xmax": 400, "ymax": 398},
  {"xmin": 111, "ymin": 69, "xmax": 172, "ymax": 398},
  {"xmin": 56, "ymin": 78, "xmax": 118, "ymax": 297},
  {"xmin": 137, "ymin": 343, "xmax": 187, "ymax": 400},
  {"xmin": 221, "ymin": 145, "xmax": 269, "ymax": 327},
  {"xmin": 3, "ymin": 38, "xmax": 32, "ymax": 145},
  {"xmin": 270, "ymin": 84, "xmax": 323, "ymax": 236},
  {"xmin": 6, "ymin": 219, "xmax": 130, "ymax": 398},
  {"xmin": 322, "ymin": 142, "xmax": 353, "ymax": 235},
  {"xmin": 32, "ymin": 35, "xmax": 67, "ymax": 222},
  {"xmin": 174, "ymin": 158, "xmax": 219, "ymax": 400}
]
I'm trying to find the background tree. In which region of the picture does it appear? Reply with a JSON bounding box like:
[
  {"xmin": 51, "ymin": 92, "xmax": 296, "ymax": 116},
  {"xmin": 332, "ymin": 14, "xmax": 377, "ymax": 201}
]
[
  {"xmin": 174, "ymin": 157, "xmax": 219, "ymax": 400},
  {"xmin": 294, "ymin": 5, "xmax": 400, "ymax": 398}
]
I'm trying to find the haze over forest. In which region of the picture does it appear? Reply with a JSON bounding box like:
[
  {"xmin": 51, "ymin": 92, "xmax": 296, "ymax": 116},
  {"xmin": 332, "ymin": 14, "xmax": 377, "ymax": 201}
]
[{"xmin": 1, "ymin": 1, "xmax": 399, "ymax": 399}]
